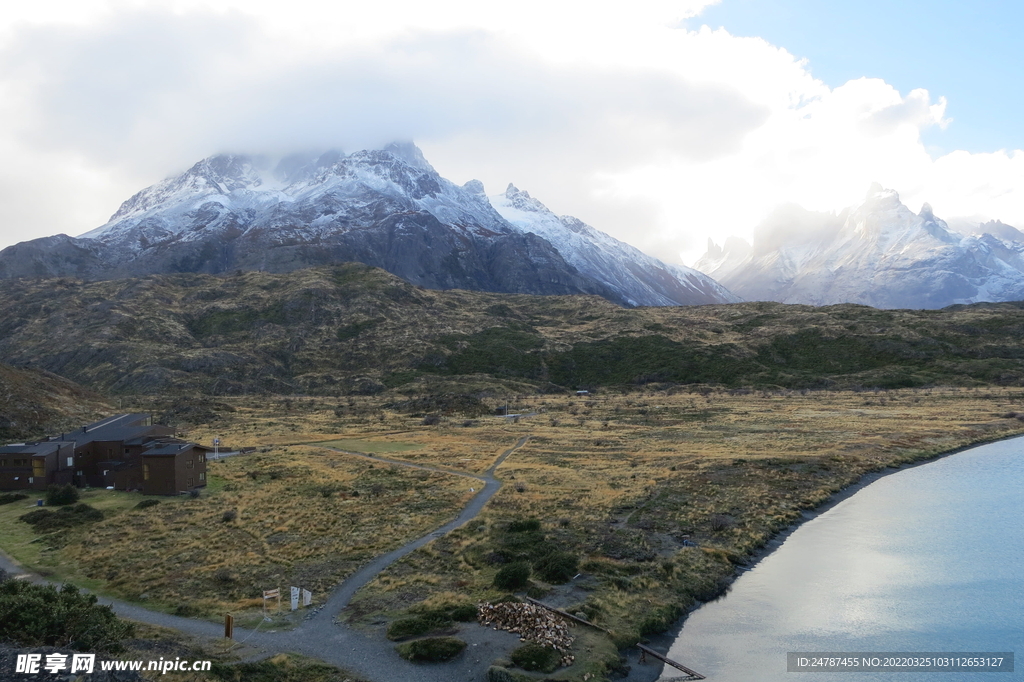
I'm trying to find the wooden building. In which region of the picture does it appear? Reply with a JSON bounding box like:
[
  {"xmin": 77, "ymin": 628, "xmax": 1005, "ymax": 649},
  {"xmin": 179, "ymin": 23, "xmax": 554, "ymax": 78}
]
[{"xmin": 0, "ymin": 414, "xmax": 208, "ymax": 496}]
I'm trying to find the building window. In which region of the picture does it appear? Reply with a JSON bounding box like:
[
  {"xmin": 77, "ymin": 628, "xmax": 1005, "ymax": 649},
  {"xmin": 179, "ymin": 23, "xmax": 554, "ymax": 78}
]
[
  {"xmin": 66, "ymin": 457, "xmax": 74, "ymax": 467},
  {"xmin": 186, "ymin": 458, "xmax": 193, "ymax": 469},
  {"xmin": 33, "ymin": 461, "xmax": 45, "ymax": 478},
  {"xmin": 198, "ymin": 453, "xmax": 206, "ymax": 463},
  {"xmin": 199, "ymin": 472, "xmax": 206, "ymax": 481},
  {"xmin": 187, "ymin": 477, "xmax": 194, "ymax": 488},
  {"xmin": 143, "ymin": 464, "xmax": 150, "ymax": 481},
  {"xmin": 0, "ymin": 459, "xmax": 6, "ymax": 466}
]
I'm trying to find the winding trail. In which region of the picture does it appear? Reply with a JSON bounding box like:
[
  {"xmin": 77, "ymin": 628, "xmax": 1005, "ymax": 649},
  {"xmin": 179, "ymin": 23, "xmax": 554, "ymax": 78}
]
[{"xmin": 0, "ymin": 436, "xmax": 532, "ymax": 682}]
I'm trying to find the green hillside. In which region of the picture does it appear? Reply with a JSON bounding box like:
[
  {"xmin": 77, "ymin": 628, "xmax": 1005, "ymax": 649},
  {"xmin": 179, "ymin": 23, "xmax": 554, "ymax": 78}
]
[{"xmin": 2, "ymin": 265, "xmax": 1024, "ymax": 395}]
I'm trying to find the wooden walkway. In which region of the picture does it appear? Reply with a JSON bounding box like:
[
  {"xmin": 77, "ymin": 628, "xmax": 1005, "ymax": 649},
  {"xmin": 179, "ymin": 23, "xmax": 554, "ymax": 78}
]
[{"xmin": 525, "ymin": 598, "xmax": 705, "ymax": 680}]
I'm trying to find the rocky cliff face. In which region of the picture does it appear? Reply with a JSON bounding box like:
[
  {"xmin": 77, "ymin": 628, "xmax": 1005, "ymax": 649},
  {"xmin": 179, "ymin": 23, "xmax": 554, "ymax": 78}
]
[
  {"xmin": 0, "ymin": 143, "xmax": 735, "ymax": 307},
  {"xmin": 695, "ymin": 185, "xmax": 1024, "ymax": 309}
]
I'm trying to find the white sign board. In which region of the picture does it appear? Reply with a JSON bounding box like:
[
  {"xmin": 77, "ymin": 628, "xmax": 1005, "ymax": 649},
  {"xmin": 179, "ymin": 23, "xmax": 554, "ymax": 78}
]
[
  {"xmin": 302, "ymin": 589, "xmax": 312, "ymax": 607},
  {"xmin": 290, "ymin": 586, "xmax": 300, "ymax": 611}
]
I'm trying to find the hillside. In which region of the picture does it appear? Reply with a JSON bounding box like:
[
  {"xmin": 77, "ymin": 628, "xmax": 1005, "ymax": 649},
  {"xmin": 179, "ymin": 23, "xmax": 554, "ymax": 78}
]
[
  {"xmin": 0, "ymin": 362, "xmax": 113, "ymax": 440},
  {"xmin": 2, "ymin": 265, "xmax": 1024, "ymax": 395}
]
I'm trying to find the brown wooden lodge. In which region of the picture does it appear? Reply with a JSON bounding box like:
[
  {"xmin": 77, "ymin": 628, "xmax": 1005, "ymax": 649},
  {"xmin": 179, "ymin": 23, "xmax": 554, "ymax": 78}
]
[{"xmin": 0, "ymin": 414, "xmax": 210, "ymax": 496}]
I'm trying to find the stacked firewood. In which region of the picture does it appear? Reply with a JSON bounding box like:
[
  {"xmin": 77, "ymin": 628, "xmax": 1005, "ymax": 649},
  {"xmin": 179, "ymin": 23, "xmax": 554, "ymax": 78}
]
[{"xmin": 478, "ymin": 601, "xmax": 575, "ymax": 666}]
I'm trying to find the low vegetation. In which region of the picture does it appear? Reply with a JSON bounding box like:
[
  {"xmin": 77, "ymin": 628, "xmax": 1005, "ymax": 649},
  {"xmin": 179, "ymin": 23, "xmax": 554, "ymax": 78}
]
[
  {"xmin": 6, "ymin": 266, "xmax": 1024, "ymax": 395},
  {"xmin": 395, "ymin": 636, "xmax": 467, "ymax": 662},
  {"xmin": 4, "ymin": 384, "xmax": 1024, "ymax": 680},
  {"xmin": 0, "ymin": 574, "xmax": 133, "ymax": 652}
]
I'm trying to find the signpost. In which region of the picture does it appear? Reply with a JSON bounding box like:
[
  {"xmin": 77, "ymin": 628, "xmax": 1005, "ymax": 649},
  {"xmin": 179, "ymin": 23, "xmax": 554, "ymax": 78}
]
[
  {"xmin": 302, "ymin": 589, "xmax": 312, "ymax": 607},
  {"xmin": 290, "ymin": 586, "xmax": 300, "ymax": 611},
  {"xmin": 262, "ymin": 588, "xmax": 280, "ymax": 616},
  {"xmin": 214, "ymin": 438, "xmax": 220, "ymax": 459},
  {"xmin": 224, "ymin": 614, "xmax": 234, "ymax": 640}
]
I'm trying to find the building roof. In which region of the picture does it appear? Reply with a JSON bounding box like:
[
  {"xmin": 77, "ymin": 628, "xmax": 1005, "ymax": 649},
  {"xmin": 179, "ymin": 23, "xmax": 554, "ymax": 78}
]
[
  {"xmin": 0, "ymin": 442, "xmax": 60, "ymax": 457},
  {"xmin": 53, "ymin": 414, "xmax": 156, "ymax": 449},
  {"xmin": 142, "ymin": 443, "xmax": 194, "ymax": 457}
]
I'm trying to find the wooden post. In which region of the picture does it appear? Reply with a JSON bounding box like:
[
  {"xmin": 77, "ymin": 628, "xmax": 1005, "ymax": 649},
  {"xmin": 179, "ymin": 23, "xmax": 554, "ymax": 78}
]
[{"xmin": 224, "ymin": 614, "xmax": 233, "ymax": 640}]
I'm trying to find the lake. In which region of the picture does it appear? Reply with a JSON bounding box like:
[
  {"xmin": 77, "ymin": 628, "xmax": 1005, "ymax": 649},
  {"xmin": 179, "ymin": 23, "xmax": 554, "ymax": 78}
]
[{"xmin": 661, "ymin": 437, "xmax": 1024, "ymax": 681}]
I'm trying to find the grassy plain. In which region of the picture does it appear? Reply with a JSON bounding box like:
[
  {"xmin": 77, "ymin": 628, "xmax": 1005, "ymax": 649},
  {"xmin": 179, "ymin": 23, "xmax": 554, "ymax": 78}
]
[{"xmin": 5, "ymin": 385, "xmax": 1024, "ymax": 679}]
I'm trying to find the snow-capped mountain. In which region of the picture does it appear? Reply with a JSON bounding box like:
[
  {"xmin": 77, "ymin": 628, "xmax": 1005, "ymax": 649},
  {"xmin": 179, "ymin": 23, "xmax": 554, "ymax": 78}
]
[
  {"xmin": 490, "ymin": 184, "xmax": 738, "ymax": 306},
  {"xmin": 0, "ymin": 143, "xmax": 735, "ymax": 307},
  {"xmin": 694, "ymin": 184, "xmax": 1024, "ymax": 309}
]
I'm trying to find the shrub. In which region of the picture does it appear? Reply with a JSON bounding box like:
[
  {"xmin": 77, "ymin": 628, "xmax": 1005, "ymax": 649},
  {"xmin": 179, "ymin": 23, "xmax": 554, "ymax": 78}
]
[
  {"xmin": 135, "ymin": 499, "xmax": 161, "ymax": 509},
  {"xmin": 387, "ymin": 617, "xmax": 433, "ymax": 641},
  {"xmin": 0, "ymin": 580, "xmax": 133, "ymax": 652},
  {"xmin": 533, "ymin": 551, "xmax": 579, "ymax": 584},
  {"xmin": 19, "ymin": 504, "xmax": 102, "ymax": 531},
  {"xmin": 509, "ymin": 642, "xmax": 560, "ymax": 673},
  {"xmin": 188, "ymin": 489, "xmax": 201, "ymax": 499},
  {"xmin": 493, "ymin": 562, "xmax": 531, "ymax": 590},
  {"xmin": 396, "ymin": 637, "xmax": 466, "ymax": 662},
  {"xmin": 421, "ymin": 414, "xmax": 441, "ymax": 426},
  {"xmin": 0, "ymin": 493, "xmax": 28, "ymax": 506},
  {"xmin": 46, "ymin": 484, "xmax": 79, "ymax": 507},
  {"xmin": 222, "ymin": 509, "xmax": 238, "ymax": 523}
]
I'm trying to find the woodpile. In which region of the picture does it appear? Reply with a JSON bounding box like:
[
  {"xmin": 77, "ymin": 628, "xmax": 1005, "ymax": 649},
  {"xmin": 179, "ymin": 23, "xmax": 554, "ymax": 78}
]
[{"xmin": 478, "ymin": 601, "xmax": 575, "ymax": 666}]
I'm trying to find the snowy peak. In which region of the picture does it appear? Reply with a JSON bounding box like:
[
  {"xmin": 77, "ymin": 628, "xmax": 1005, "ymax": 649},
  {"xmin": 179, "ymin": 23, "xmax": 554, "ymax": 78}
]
[
  {"xmin": 489, "ymin": 184, "xmax": 738, "ymax": 306},
  {"xmin": 695, "ymin": 185, "xmax": 1024, "ymax": 309},
  {"xmin": 1, "ymin": 142, "xmax": 737, "ymax": 307}
]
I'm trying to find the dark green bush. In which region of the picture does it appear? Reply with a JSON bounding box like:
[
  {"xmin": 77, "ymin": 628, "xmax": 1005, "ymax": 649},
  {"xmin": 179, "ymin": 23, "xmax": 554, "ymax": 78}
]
[
  {"xmin": 533, "ymin": 551, "xmax": 579, "ymax": 584},
  {"xmin": 20, "ymin": 504, "xmax": 103, "ymax": 531},
  {"xmin": 135, "ymin": 499, "xmax": 161, "ymax": 509},
  {"xmin": 0, "ymin": 493, "xmax": 28, "ymax": 505},
  {"xmin": 0, "ymin": 579, "xmax": 133, "ymax": 652},
  {"xmin": 396, "ymin": 637, "xmax": 467, "ymax": 662},
  {"xmin": 46, "ymin": 484, "xmax": 79, "ymax": 507},
  {"xmin": 509, "ymin": 642, "xmax": 560, "ymax": 673},
  {"xmin": 387, "ymin": 617, "xmax": 434, "ymax": 641},
  {"xmin": 387, "ymin": 601, "xmax": 479, "ymax": 640},
  {"xmin": 493, "ymin": 562, "xmax": 532, "ymax": 590}
]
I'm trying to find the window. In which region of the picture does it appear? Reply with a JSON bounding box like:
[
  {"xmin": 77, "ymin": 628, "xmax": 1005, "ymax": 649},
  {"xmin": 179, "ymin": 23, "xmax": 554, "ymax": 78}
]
[
  {"xmin": 66, "ymin": 457, "xmax": 73, "ymax": 467},
  {"xmin": 199, "ymin": 472, "xmax": 206, "ymax": 481},
  {"xmin": 187, "ymin": 477, "xmax": 194, "ymax": 488},
  {"xmin": 143, "ymin": 464, "xmax": 150, "ymax": 481},
  {"xmin": 33, "ymin": 461, "xmax": 45, "ymax": 478},
  {"xmin": 0, "ymin": 459, "xmax": 6, "ymax": 466},
  {"xmin": 186, "ymin": 458, "xmax": 193, "ymax": 469},
  {"xmin": 198, "ymin": 453, "xmax": 206, "ymax": 463}
]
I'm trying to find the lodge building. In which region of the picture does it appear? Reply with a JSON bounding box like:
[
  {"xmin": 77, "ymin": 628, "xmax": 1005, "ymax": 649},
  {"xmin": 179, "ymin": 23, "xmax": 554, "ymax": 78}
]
[{"xmin": 0, "ymin": 414, "xmax": 210, "ymax": 496}]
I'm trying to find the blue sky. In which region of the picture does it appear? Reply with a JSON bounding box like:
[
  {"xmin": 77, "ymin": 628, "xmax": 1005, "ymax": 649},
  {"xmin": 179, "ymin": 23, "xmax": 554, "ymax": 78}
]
[{"xmin": 695, "ymin": 0, "xmax": 1024, "ymax": 155}]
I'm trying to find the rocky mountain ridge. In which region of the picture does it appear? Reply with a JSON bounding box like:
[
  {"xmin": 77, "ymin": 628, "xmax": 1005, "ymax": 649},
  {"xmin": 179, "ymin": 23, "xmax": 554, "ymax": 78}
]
[
  {"xmin": 0, "ymin": 144, "xmax": 734, "ymax": 307},
  {"xmin": 695, "ymin": 185, "xmax": 1024, "ymax": 309}
]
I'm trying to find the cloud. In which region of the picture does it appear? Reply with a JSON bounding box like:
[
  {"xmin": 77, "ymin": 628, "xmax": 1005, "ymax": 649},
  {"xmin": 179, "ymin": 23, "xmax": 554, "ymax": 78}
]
[{"xmin": 0, "ymin": 0, "xmax": 1021, "ymax": 270}]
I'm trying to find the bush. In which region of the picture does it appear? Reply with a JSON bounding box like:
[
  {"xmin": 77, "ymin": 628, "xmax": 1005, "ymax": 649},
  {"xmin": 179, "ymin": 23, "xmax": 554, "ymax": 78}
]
[
  {"xmin": 493, "ymin": 562, "xmax": 531, "ymax": 591},
  {"xmin": 0, "ymin": 493, "xmax": 28, "ymax": 506},
  {"xmin": 421, "ymin": 414, "xmax": 441, "ymax": 426},
  {"xmin": 387, "ymin": 601, "xmax": 479, "ymax": 640},
  {"xmin": 396, "ymin": 637, "xmax": 466, "ymax": 662},
  {"xmin": 533, "ymin": 551, "xmax": 579, "ymax": 584},
  {"xmin": 509, "ymin": 642, "xmax": 560, "ymax": 673},
  {"xmin": 135, "ymin": 499, "xmax": 161, "ymax": 509},
  {"xmin": 387, "ymin": 617, "xmax": 433, "ymax": 641},
  {"xmin": 0, "ymin": 580, "xmax": 133, "ymax": 652},
  {"xmin": 19, "ymin": 504, "xmax": 103, "ymax": 531},
  {"xmin": 46, "ymin": 484, "xmax": 79, "ymax": 507},
  {"xmin": 222, "ymin": 509, "xmax": 238, "ymax": 522}
]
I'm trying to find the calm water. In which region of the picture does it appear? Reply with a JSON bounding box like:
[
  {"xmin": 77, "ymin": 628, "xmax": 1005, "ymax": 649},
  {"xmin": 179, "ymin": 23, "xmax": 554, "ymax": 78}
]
[{"xmin": 661, "ymin": 438, "xmax": 1024, "ymax": 681}]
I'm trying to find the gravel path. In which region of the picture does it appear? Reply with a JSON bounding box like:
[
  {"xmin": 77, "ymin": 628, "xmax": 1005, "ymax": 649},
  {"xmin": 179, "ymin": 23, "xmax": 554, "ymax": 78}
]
[{"xmin": 1, "ymin": 436, "xmax": 533, "ymax": 682}]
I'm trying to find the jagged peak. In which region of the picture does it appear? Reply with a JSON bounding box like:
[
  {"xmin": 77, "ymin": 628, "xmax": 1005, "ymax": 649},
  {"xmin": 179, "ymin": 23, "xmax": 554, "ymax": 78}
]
[
  {"xmin": 380, "ymin": 141, "xmax": 433, "ymax": 172},
  {"xmin": 919, "ymin": 202, "xmax": 934, "ymax": 219},
  {"xmin": 502, "ymin": 183, "xmax": 551, "ymax": 214},
  {"xmin": 462, "ymin": 179, "xmax": 486, "ymax": 196}
]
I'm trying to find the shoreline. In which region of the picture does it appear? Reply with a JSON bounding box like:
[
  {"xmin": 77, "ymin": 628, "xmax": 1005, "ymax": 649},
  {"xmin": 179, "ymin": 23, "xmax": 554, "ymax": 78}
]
[{"xmin": 620, "ymin": 429, "xmax": 1024, "ymax": 682}]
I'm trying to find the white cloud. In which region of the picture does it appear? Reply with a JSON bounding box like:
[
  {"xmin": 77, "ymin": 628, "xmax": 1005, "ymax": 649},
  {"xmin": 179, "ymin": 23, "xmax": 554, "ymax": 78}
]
[{"xmin": 0, "ymin": 0, "xmax": 1022, "ymax": 270}]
